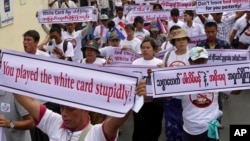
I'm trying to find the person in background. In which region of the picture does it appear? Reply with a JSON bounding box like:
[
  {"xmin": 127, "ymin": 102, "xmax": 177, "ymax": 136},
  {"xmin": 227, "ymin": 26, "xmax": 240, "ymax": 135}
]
[
  {"xmin": 168, "ymin": 8, "xmax": 185, "ymax": 31},
  {"xmin": 132, "ymin": 38, "xmax": 163, "ymax": 141},
  {"xmin": 133, "ymin": 16, "xmax": 150, "ymax": 41}
]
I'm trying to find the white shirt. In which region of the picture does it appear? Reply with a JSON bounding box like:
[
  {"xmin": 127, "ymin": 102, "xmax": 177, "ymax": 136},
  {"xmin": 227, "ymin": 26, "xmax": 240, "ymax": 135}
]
[
  {"xmin": 233, "ymin": 14, "xmax": 250, "ymax": 45},
  {"xmin": 97, "ymin": 0, "xmax": 109, "ymax": 9},
  {"xmin": 81, "ymin": 58, "xmax": 106, "ymax": 64},
  {"xmin": 112, "ymin": 16, "xmax": 126, "ymax": 25},
  {"xmin": 99, "ymin": 46, "xmax": 121, "ymax": 59},
  {"xmin": 168, "ymin": 20, "xmax": 185, "ymax": 30},
  {"xmin": 162, "ymin": 50, "xmax": 189, "ymax": 67},
  {"xmin": 0, "ymin": 127, "xmax": 6, "ymax": 141},
  {"xmin": 35, "ymin": 50, "xmax": 50, "ymax": 57},
  {"xmin": 180, "ymin": 92, "xmax": 220, "ymax": 135},
  {"xmin": 113, "ymin": 0, "xmax": 122, "ymax": 7},
  {"xmin": 134, "ymin": 29, "xmax": 150, "ymax": 41},
  {"xmin": 132, "ymin": 57, "xmax": 162, "ymax": 66},
  {"xmin": 183, "ymin": 22, "xmax": 205, "ymax": 37},
  {"xmin": 120, "ymin": 37, "xmax": 142, "ymax": 54},
  {"xmin": 161, "ymin": 41, "xmax": 175, "ymax": 51},
  {"xmin": 94, "ymin": 25, "xmax": 109, "ymax": 44}
]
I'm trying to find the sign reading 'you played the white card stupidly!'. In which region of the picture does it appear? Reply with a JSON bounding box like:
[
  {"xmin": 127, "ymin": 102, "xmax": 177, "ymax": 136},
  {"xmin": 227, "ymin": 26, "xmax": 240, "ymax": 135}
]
[{"xmin": 0, "ymin": 49, "xmax": 139, "ymax": 117}]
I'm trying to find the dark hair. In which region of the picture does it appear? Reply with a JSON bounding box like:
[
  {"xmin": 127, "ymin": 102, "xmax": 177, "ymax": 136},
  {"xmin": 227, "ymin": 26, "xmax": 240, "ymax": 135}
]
[
  {"xmin": 116, "ymin": 7, "xmax": 123, "ymax": 12},
  {"xmin": 23, "ymin": 30, "xmax": 40, "ymax": 42},
  {"xmin": 169, "ymin": 25, "xmax": 181, "ymax": 32},
  {"xmin": 184, "ymin": 10, "xmax": 194, "ymax": 20},
  {"xmin": 125, "ymin": 24, "xmax": 135, "ymax": 31},
  {"xmin": 205, "ymin": 22, "xmax": 217, "ymax": 29},
  {"xmin": 49, "ymin": 26, "xmax": 62, "ymax": 35},
  {"xmin": 170, "ymin": 8, "xmax": 179, "ymax": 16},
  {"xmin": 108, "ymin": 21, "xmax": 115, "ymax": 31},
  {"xmin": 133, "ymin": 16, "xmax": 144, "ymax": 26},
  {"xmin": 153, "ymin": 3, "xmax": 162, "ymax": 10},
  {"xmin": 140, "ymin": 38, "xmax": 158, "ymax": 51}
]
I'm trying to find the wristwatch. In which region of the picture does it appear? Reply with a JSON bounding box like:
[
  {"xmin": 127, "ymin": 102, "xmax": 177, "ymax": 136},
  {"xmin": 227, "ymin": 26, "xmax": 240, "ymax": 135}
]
[{"xmin": 9, "ymin": 120, "xmax": 15, "ymax": 128}]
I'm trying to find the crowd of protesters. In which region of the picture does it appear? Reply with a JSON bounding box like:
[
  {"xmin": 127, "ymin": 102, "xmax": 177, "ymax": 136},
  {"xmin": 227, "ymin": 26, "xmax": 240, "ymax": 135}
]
[{"xmin": 0, "ymin": 0, "xmax": 248, "ymax": 141}]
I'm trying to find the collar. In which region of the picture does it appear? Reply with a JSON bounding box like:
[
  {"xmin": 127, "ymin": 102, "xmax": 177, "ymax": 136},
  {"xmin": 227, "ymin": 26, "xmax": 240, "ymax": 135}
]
[
  {"xmin": 60, "ymin": 116, "xmax": 90, "ymax": 132},
  {"xmin": 67, "ymin": 30, "xmax": 76, "ymax": 35},
  {"xmin": 135, "ymin": 28, "xmax": 145, "ymax": 32}
]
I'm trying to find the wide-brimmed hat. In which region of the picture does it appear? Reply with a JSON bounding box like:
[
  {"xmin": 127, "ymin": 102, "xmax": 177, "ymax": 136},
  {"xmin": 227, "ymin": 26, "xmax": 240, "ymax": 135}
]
[
  {"xmin": 189, "ymin": 47, "xmax": 208, "ymax": 61},
  {"xmin": 82, "ymin": 40, "xmax": 100, "ymax": 54}
]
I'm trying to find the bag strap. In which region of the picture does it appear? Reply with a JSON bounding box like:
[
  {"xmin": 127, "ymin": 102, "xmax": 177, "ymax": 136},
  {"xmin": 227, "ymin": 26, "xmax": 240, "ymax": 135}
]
[
  {"xmin": 239, "ymin": 20, "xmax": 250, "ymax": 37},
  {"xmin": 77, "ymin": 123, "xmax": 93, "ymax": 141},
  {"xmin": 63, "ymin": 40, "xmax": 68, "ymax": 53},
  {"xmin": 164, "ymin": 51, "xmax": 172, "ymax": 67},
  {"xmin": 64, "ymin": 1, "xmax": 70, "ymax": 8}
]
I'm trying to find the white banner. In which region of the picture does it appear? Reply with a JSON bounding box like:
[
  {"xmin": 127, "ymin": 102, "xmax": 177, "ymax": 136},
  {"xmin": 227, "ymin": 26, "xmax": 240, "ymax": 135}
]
[
  {"xmin": 196, "ymin": 0, "xmax": 250, "ymax": 14},
  {"xmin": 0, "ymin": 50, "xmax": 140, "ymax": 117},
  {"xmin": 111, "ymin": 48, "xmax": 141, "ymax": 64},
  {"xmin": 207, "ymin": 49, "xmax": 250, "ymax": 63},
  {"xmin": 38, "ymin": 7, "xmax": 96, "ymax": 24},
  {"xmin": 152, "ymin": 61, "xmax": 250, "ymax": 98},
  {"xmin": 135, "ymin": 0, "xmax": 158, "ymax": 3},
  {"xmin": 188, "ymin": 34, "xmax": 207, "ymax": 48},
  {"xmin": 123, "ymin": 4, "xmax": 153, "ymax": 14},
  {"xmin": 159, "ymin": 0, "xmax": 195, "ymax": 10}
]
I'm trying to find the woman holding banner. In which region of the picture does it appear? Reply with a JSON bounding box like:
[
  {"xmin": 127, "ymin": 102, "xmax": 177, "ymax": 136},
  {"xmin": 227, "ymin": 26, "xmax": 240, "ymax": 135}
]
[
  {"xmin": 162, "ymin": 28, "xmax": 190, "ymax": 141},
  {"xmin": 132, "ymin": 38, "xmax": 163, "ymax": 141}
]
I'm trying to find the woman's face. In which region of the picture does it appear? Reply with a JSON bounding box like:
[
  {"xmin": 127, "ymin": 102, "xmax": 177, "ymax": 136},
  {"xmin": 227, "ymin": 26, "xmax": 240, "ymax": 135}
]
[
  {"xmin": 141, "ymin": 41, "xmax": 155, "ymax": 60},
  {"xmin": 174, "ymin": 37, "xmax": 188, "ymax": 50}
]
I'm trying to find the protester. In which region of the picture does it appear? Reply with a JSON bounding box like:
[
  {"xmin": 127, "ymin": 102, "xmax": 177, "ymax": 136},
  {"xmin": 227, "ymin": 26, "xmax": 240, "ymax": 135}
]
[
  {"xmin": 162, "ymin": 28, "xmax": 191, "ymax": 141},
  {"xmin": 61, "ymin": 0, "xmax": 77, "ymax": 8},
  {"xmin": 94, "ymin": 14, "xmax": 110, "ymax": 47},
  {"xmin": 112, "ymin": 7, "xmax": 126, "ymax": 25},
  {"xmin": 161, "ymin": 25, "xmax": 181, "ymax": 51},
  {"xmin": 133, "ymin": 16, "xmax": 150, "ymax": 41},
  {"xmin": 168, "ymin": 8, "xmax": 185, "ymax": 30},
  {"xmin": 120, "ymin": 24, "xmax": 142, "ymax": 54},
  {"xmin": 13, "ymin": 79, "xmax": 146, "ymax": 141},
  {"xmin": 132, "ymin": 38, "xmax": 163, "ymax": 141},
  {"xmin": 146, "ymin": 21, "xmax": 164, "ymax": 52}
]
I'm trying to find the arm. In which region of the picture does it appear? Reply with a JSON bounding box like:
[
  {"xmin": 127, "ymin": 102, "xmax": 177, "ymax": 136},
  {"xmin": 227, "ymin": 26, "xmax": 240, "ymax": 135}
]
[
  {"xmin": 13, "ymin": 94, "xmax": 41, "ymax": 121},
  {"xmin": 197, "ymin": 14, "xmax": 206, "ymax": 24},
  {"xmin": 48, "ymin": 0, "xmax": 57, "ymax": 7},
  {"xmin": 41, "ymin": 24, "xmax": 50, "ymax": 35},
  {"xmin": 235, "ymin": 11, "xmax": 245, "ymax": 21},
  {"xmin": 102, "ymin": 80, "xmax": 146, "ymax": 140},
  {"xmin": 0, "ymin": 114, "xmax": 35, "ymax": 130},
  {"xmin": 81, "ymin": 22, "xmax": 92, "ymax": 38},
  {"xmin": 229, "ymin": 29, "xmax": 237, "ymax": 46}
]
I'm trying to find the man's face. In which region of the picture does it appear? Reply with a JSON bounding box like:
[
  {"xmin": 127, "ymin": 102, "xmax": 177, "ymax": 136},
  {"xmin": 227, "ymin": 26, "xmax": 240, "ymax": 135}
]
[
  {"xmin": 117, "ymin": 11, "xmax": 123, "ymax": 19},
  {"xmin": 66, "ymin": 23, "xmax": 75, "ymax": 33},
  {"xmin": 171, "ymin": 16, "xmax": 179, "ymax": 23},
  {"xmin": 23, "ymin": 36, "xmax": 38, "ymax": 54},
  {"xmin": 109, "ymin": 39, "xmax": 120, "ymax": 47},
  {"xmin": 60, "ymin": 105, "xmax": 88, "ymax": 131},
  {"xmin": 205, "ymin": 26, "xmax": 217, "ymax": 41},
  {"xmin": 184, "ymin": 13, "xmax": 192, "ymax": 22},
  {"xmin": 125, "ymin": 28, "xmax": 134, "ymax": 37},
  {"xmin": 49, "ymin": 31, "xmax": 61, "ymax": 44},
  {"xmin": 85, "ymin": 48, "xmax": 97, "ymax": 61},
  {"xmin": 211, "ymin": 13, "xmax": 222, "ymax": 22},
  {"xmin": 189, "ymin": 58, "xmax": 208, "ymax": 65}
]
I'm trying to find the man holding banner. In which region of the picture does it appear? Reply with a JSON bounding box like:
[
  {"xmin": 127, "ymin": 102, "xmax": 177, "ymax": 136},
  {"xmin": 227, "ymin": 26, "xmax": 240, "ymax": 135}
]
[{"xmin": 12, "ymin": 80, "xmax": 146, "ymax": 141}]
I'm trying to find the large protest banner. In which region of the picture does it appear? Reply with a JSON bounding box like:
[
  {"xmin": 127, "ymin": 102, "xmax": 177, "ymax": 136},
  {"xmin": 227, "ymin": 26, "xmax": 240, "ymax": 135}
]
[
  {"xmin": 196, "ymin": 0, "xmax": 250, "ymax": 14},
  {"xmin": 159, "ymin": 0, "xmax": 194, "ymax": 10},
  {"xmin": 37, "ymin": 6, "xmax": 96, "ymax": 24},
  {"xmin": 0, "ymin": 50, "xmax": 140, "ymax": 117},
  {"xmin": 152, "ymin": 61, "xmax": 250, "ymax": 98},
  {"xmin": 123, "ymin": 4, "xmax": 153, "ymax": 14}
]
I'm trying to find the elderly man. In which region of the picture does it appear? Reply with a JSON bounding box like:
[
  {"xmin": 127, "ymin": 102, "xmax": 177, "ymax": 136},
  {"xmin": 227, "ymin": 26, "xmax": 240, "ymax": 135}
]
[{"xmin": 13, "ymin": 80, "xmax": 146, "ymax": 141}]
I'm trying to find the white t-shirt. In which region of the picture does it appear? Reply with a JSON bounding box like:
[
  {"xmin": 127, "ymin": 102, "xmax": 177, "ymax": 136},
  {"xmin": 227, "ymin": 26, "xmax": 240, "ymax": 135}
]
[
  {"xmin": 120, "ymin": 37, "xmax": 142, "ymax": 54},
  {"xmin": 162, "ymin": 50, "xmax": 189, "ymax": 67},
  {"xmin": 168, "ymin": 20, "xmax": 185, "ymax": 30},
  {"xmin": 35, "ymin": 50, "xmax": 50, "ymax": 57},
  {"xmin": 183, "ymin": 22, "xmax": 205, "ymax": 37},
  {"xmin": 81, "ymin": 58, "xmax": 106, "ymax": 64},
  {"xmin": 180, "ymin": 92, "xmax": 220, "ymax": 135},
  {"xmin": 48, "ymin": 40, "xmax": 74, "ymax": 59},
  {"xmin": 161, "ymin": 41, "xmax": 175, "ymax": 51},
  {"xmin": 99, "ymin": 46, "xmax": 121, "ymax": 59},
  {"xmin": 134, "ymin": 29, "xmax": 150, "ymax": 41},
  {"xmin": 37, "ymin": 107, "xmax": 117, "ymax": 141},
  {"xmin": 112, "ymin": 17, "xmax": 126, "ymax": 25},
  {"xmin": 233, "ymin": 15, "xmax": 250, "ymax": 45},
  {"xmin": 94, "ymin": 25, "xmax": 109, "ymax": 45},
  {"xmin": 62, "ymin": 31, "xmax": 83, "ymax": 62},
  {"xmin": 132, "ymin": 57, "xmax": 162, "ymax": 66}
]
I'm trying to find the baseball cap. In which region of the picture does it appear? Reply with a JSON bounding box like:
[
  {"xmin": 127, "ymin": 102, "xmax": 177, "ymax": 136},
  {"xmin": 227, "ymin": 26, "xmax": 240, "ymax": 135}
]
[
  {"xmin": 82, "ymin": 40, "xmax": 100, "ymax": 54},
  {"xmin": 189, "ymin": 47, "xmax": 208, "ymax": 61},
  {"xmin": 109, "ymin": 32, "xmax": 120, "ymax": 40},
  {"xmin": 100, "ymin": 14, "xmax": 109, "ymax": 20},
  {"xmin": 150, "ymin": 21, "xmax": 159, "ymax": 31}
]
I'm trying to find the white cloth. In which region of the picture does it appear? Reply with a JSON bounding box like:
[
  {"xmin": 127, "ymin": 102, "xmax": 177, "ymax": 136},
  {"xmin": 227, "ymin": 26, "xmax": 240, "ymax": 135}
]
[
  {"xmin": 35, "ymin": 50, "xmax": 50, "ymax": 57},
  {"xmin": 99, "ymin": 46, "xmax": 121, "ymax": 59},
  {"xmin": 81, "ymin": 58, "xmax": 106, "ymax": 64},
  {"xmin": 94, "ymin": 25, "xmax": 109, "ymax": 45},
  {"xmin": 132, "ymin": 57, "xmax": 162, "ymax": 66},
  {"xmin": 97, "ymin": 0, "xmax": 109, "ymax": 9},
  {"xmin": 233, "ymin": 14, "xmax": 250, "ymax": 45},
  {"xmin": 48, "ymin": 41, "xmax": 74, "ymax": 59},
  {"xmin": 113, "ymin": 0, "xmax": 122, "ymax": 7},
  {"xmin": 38, "ymin": 108, "xmax": 116, "ymax": 141},
  {"xmin": 180, "ymin": 92, "xmax": 220, "ymax": 135},
  {"xmin": 168, "ymin": 20, "xmax": 185, "ymax": 30},
  {"xmin": 120, "ymin": 37, "xmax": 142, "ymax": 54},
  {"xmin": 183, "ymin": 22, "xmax": 205, "ymax": 37},
  {"xmin": 134, "ymin": 29, "xmax": 150, "ymax": 41},
  {"xmin": 161, "ymin": 41, "xmax": 174, "ymax": 51},
  {"xmin": 112, "ymin": 17, "xmax": 126, "ymax": 25},
  {"xmin": 0, "ymin": 127, "xmax": 6, "ymax": 141},
  {"xmin": 48, "ymin": 0, "xmax": 59, "ymax": 9}
]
